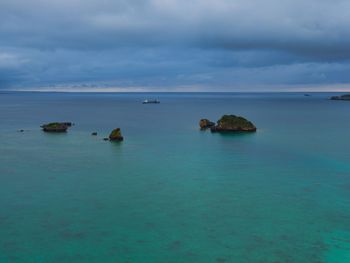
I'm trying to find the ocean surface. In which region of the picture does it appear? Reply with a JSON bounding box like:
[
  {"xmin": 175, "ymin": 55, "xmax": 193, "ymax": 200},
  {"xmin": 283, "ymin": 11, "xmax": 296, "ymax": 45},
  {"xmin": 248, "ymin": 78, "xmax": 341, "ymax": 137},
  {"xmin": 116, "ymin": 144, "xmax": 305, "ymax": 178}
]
[{"xmin": 0, "ymin": 92, "xmax": 350, "ymax": 263}]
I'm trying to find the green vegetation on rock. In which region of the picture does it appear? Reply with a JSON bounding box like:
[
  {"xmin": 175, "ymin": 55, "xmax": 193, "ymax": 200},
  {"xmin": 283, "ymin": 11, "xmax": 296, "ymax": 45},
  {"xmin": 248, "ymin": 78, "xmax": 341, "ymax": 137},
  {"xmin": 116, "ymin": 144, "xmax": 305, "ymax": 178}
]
[
  {"xmin": 211, "ymin": 114, "xmax": 256, "ymax": 132},
  {"xmin": 41, "ymin": 122, "xmax": 69, "ymax": 132},
  {"xmin": 45, "ymin": 122, "xmax": 63, "ymax": 128}
]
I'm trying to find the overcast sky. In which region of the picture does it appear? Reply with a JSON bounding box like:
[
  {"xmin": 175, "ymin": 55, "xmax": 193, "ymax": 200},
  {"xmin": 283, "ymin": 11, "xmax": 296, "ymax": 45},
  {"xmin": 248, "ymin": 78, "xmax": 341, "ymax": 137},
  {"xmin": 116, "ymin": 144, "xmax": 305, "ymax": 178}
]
[{"xmin": 1, "ymin": 0, "xmax": 350, "ymax": 91}]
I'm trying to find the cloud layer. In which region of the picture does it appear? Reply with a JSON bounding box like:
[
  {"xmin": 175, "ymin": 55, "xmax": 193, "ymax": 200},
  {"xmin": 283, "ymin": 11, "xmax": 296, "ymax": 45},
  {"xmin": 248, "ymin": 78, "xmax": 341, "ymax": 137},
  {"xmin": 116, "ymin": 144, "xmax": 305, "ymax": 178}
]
[{"xmin": 1, "ymin": 0, "xmax": 350, "ymax": 91}]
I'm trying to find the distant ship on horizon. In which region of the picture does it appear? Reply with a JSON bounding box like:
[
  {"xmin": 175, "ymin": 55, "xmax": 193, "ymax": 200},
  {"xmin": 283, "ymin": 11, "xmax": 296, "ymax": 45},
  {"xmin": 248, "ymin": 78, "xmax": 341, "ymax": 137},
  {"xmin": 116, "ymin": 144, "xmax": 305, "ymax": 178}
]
[{"xmin": 142, "ymin": 99, "xmax": 160, "ymax": 104}]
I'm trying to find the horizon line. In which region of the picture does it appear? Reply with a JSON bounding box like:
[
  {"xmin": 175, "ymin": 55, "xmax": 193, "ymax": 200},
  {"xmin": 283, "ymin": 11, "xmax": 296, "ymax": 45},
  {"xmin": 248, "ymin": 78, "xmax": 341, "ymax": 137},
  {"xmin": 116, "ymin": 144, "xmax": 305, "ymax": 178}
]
[
  {"xmin": 2, "ymin": 90, "xmax": 349, "ymax": 94},
  {"xmin": 3, "ymin": 83, "xmax": 350, "ymax": 93}
]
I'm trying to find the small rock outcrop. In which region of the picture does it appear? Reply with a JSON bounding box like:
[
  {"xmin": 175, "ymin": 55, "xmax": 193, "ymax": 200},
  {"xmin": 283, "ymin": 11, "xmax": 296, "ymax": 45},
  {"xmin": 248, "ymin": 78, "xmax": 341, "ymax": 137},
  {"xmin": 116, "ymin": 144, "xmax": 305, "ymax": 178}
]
[
  {"xmin": 91, "ymin": 132, "xmax": 97, "ymax": 136},
  {"xmin": 199, "ymin": 119, "xmax": 215, "ymax": 130},
  {"xmin": 41, "ymin": 122, "xmax": 70, "ymax": 132},
  {"xmin": 330, "ymin": 94, "xmax": 350, "ymax": 100},
  {"xmin": 210, "ymin": 115, "xmax": 257, "ymax": 133},
  {"xmin": 109, "ymin": 128, "xmax": 124, "ymax": 141}
]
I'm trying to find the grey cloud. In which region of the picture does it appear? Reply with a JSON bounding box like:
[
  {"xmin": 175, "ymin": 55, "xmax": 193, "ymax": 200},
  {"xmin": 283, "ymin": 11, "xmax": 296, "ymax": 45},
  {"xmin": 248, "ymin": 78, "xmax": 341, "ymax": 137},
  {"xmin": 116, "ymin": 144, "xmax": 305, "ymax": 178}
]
[
  {"xmin": 0, "ymin": 0, "xmax": 350, "ymax": 90},
  {"xmin": 2, "ymin": 0, "xmax": 350, "ymax": 53}
]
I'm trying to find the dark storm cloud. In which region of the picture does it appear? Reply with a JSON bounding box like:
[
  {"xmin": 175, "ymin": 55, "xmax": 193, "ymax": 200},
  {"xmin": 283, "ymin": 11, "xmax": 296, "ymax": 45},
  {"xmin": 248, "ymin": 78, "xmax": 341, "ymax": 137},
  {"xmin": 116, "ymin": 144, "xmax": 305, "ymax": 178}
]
[{"xmin": 0, "ymin": 0, "xmax": 350, "ymax": 90}]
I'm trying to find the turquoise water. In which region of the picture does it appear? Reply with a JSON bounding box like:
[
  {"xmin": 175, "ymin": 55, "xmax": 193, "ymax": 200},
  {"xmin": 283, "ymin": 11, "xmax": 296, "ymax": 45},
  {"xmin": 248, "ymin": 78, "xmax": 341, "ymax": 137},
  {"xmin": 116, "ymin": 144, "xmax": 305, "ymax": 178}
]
[{"xmin": 0, "ymin": 92, "xmax": 350, "ymax": 262}]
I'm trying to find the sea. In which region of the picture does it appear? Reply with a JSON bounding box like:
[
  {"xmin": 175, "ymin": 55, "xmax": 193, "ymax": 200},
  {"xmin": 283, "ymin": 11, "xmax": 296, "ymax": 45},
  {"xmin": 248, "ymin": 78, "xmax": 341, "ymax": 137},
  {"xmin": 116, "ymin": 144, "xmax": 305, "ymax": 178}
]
[{"xmin": 0, "ymin": 91, "xmax": 349, "ymax": 262}]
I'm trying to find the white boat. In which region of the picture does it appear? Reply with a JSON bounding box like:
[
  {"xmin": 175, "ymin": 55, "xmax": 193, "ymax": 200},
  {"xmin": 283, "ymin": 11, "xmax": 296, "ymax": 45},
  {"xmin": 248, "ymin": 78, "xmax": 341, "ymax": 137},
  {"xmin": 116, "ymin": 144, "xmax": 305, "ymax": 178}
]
[{"xmin": 142, "ymin": 99, "xmax": 160, "ymax": 104}]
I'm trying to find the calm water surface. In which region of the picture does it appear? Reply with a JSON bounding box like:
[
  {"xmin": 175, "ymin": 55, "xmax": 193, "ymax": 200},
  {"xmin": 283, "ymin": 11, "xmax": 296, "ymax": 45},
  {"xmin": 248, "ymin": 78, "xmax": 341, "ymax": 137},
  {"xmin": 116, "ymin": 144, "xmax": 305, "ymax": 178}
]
[{"xmin": 0, "ymin": 92, "xmax": 350, "ymax": 262}]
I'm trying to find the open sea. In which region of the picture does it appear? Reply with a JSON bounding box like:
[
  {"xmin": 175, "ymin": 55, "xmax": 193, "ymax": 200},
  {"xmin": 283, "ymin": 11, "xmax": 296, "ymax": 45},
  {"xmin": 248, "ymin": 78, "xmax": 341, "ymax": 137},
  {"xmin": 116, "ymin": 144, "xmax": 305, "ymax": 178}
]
[{"xmin": 0, "ymin": 91, "xmax": 350, "ymax": 263}]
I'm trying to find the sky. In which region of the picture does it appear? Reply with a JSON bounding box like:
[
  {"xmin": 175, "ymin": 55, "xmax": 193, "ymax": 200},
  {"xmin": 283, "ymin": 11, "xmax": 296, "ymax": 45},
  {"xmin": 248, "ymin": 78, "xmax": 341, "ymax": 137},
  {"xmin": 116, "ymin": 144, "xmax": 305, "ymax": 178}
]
[{"xmin": 1, "ymin": 0, "xmax": 350, "ymax": 92}]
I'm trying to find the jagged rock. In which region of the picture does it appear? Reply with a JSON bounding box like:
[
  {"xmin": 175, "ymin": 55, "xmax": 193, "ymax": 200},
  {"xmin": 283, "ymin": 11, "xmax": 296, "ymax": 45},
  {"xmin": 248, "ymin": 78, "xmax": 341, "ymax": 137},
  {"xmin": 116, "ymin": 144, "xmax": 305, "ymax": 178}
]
[
  {"xmin": 41, "ymin": 122, "xmax": 69, "ymax": 132},
  {"xmin": 199, "ymin": 119, "xmax": 215, "ymax": 130},
  {"xmin": 330, "ymin": 94, "xmax": 350, "ymax": 100},
  {"xmin": 109, "ymin": 128, "xmax": 124, "ymax": 141},
  {"xmin": 210, "ymin": 115, "xmax": 257, "ymax": 133}
]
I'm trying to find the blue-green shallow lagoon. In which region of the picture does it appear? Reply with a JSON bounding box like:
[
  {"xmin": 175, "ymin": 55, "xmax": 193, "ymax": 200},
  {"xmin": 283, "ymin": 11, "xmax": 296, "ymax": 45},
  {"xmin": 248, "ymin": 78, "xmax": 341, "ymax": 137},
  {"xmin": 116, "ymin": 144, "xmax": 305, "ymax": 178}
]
[{"xmin": 0, "ymin": 92, "xmax": 350, "ymax": 262}]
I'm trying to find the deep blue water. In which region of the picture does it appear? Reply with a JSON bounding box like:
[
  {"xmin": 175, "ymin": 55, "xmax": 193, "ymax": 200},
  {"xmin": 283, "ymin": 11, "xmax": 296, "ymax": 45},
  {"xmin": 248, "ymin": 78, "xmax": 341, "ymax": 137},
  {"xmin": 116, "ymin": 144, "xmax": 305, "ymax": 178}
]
[{"xmin": 0, "ymin": 92, "xmax": 350, "ymax": 262}]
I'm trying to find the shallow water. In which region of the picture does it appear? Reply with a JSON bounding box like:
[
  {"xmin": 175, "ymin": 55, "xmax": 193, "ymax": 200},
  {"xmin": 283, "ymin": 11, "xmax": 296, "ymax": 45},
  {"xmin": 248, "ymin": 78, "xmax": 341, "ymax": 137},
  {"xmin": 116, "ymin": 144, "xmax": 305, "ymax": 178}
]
[{"xmin": 0, "ymin": 92, "xmax": 350, "ymax": 262}]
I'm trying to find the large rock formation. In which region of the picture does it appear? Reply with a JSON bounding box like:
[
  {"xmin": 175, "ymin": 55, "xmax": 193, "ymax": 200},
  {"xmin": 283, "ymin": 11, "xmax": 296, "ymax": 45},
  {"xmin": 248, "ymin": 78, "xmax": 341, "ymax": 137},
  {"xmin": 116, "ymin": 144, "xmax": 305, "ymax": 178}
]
[
  {"xmin": 330, "ymin": 94, "xmax": 350, "ymax": 100},
  {"xmin": 199, "ymin": 119, "xmax": 215, "ymax": 130},
  {"xmin": 41, "ymin": 122, "xmax": 70, "ymax": 132},
  {"xmin": 109, "ymin": 128, "xmax": 124, "ymax": 141},
  {"xmin": 210, "ymin": 115, "xmax": 257, "ymax": 132}
]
